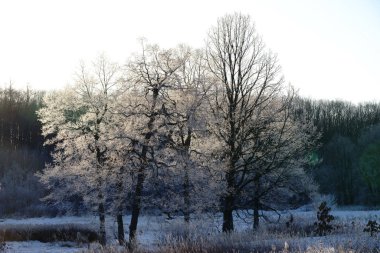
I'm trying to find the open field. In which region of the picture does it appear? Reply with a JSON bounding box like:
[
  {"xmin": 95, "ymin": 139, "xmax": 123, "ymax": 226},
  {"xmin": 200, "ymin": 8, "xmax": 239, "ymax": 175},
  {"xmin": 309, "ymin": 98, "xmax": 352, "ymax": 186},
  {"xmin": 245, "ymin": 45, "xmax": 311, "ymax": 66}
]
[{"xmin": 0, "ymin": 208, "xmax": 379, "ymax": 252}]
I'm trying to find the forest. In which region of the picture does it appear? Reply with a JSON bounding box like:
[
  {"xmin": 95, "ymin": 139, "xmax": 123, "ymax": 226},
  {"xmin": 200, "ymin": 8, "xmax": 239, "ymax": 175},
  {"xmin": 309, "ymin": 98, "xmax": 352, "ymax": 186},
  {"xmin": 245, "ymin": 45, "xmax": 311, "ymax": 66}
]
[{"xmin": 1, "ymin": 13, "xmax": 380, "ymax": 253}]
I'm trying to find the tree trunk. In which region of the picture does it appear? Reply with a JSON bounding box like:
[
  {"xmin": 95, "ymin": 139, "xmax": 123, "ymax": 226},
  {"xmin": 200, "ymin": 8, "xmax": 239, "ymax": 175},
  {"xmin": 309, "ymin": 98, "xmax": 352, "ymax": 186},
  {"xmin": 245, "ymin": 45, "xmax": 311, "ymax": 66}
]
[
  {"xmin": 253, "ymin": 196, "xmax": 260, "ymax": 230},
  {"xmin": 181, "ymin": 130, "xmax": 192, "ymax": 223},
  {"xmin": 94, "ymin": 127, "xmax": 107, "ymax": 245},
  {"xmin": 253, "ymin": 177, "xmax": 261, "ymax": 230},
  {"xmin": 98, "ymin": 201, "xmax": 106, "ymax": 246},
  {"xmin": 117, "ymin": 214, "xmax": 125, "ymax": 246},
  {"xmin": 128, "ymin": 88, "xmax": 158, "ymax": 248},
  {"xmin": 116, "ymin": 166, "xmax": 125, "ymax": 246},
  {"xmin": 129, "ymin": 159, "xmax": 147, "ymax": 248},
  {"xmin": 96, "ymin": 152, "xmax": 106, "ymax": 246},
  {"xmin": 183, "ymin": 164, "xmax": 190, "ymax": 223},
  {"xmin": 223, "ymin": 164, "xmax": 236, "ymax": 232},
  {"xmin": 182, "ymin": 144, "xmax": 191, "ymax": 223},
  {"xmin": 222, "ymin": 194, "xmax": 234, "ymax": 232},
  {"xmin": 183, "ymin": 165, "xmax": 191, "ymax": 240}
]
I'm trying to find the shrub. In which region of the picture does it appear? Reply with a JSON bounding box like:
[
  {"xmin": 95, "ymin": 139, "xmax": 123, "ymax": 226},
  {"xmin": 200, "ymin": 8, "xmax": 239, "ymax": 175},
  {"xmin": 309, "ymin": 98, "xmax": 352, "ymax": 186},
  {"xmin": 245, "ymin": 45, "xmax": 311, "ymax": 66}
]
[
  {"xmin": 314, "ymin": 201, "xmax": 334, "ymax": 236},
  {"xmin": 363, "ymin": 220, "xmax": 380, "ymax": 237}
]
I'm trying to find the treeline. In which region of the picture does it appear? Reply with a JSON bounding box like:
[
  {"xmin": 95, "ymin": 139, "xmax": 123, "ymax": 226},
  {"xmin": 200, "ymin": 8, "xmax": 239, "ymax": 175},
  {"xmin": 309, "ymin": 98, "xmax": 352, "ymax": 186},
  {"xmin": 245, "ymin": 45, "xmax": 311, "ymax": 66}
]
[
  {"xmin": 0, "ymin": 85, "xmax": 44, "ymax": 149},
  {"xmin": 294, "ymin": 99, "xmax": 380, "ymax": 142},
  {"xmin": 0, "ymin": 85, "xmax": 53, "ymax": 216},
  {"xmin": 294, "ymin": 98, "xmax": 380, "ymax": 205}
]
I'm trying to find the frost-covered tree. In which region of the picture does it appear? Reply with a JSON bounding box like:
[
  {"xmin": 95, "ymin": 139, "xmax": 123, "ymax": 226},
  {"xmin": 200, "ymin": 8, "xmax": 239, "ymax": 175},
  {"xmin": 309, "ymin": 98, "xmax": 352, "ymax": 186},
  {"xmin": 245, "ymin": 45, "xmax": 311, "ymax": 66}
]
[
  {"xmin": 171, "ymin": 46, "xmax": 213, "ymax": 222},
  {"xmin": 38, "ymin": 55, "xmax": 123, "ymax": 245},
  {"xmin": 206, "ymin": 13, "xmax": 317, "ymax": 232},
  {"xmin": 118, "ymin": 41, "xmax": 185, "ymax": 247},
  {"xmin": 150, "ymin": 45, "xmax": 219, "ymax": 223}
]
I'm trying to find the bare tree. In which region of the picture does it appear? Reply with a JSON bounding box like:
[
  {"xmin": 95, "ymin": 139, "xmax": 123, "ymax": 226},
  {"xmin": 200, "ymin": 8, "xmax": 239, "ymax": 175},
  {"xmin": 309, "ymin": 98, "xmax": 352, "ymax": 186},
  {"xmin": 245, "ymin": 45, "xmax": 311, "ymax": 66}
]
[
  {"xmin": 206, "ymin": 13, "xmax": 301, "ymax": 232},
  {"xmin": 242, "ymin": 91, "xmax": 318, "ymax": 229}
]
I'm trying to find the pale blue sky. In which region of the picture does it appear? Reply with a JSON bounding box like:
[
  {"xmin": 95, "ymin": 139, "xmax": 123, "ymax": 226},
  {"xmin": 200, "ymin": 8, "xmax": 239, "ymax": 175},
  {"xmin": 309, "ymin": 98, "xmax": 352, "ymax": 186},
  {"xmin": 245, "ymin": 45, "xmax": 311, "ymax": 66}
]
[{"xmin": 0, "ymin": 0, "xmax": 379, "ymax": 103}]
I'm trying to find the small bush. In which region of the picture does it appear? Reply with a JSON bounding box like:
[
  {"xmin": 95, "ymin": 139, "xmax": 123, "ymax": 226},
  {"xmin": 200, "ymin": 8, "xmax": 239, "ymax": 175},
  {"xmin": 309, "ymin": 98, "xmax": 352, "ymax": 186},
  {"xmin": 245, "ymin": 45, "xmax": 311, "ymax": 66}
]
[
  {"xmin": 364, "ymin": 220, "xmax": 380, "ymax": 237},
  {"xmin": 0, "ymin": 242, "xmax": 6, "ymax": 252},
  {"xmin": 314, "ymin": 201, "xmax": 334, "ymax": 236}
]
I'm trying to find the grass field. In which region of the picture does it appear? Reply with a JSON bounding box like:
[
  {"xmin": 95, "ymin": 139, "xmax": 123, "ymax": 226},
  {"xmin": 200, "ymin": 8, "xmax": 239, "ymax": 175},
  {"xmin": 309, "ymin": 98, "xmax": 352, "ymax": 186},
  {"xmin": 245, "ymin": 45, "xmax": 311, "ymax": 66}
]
[{"xmin": 0, "ymin": 208, "xmax": 379, "ymax": 252}]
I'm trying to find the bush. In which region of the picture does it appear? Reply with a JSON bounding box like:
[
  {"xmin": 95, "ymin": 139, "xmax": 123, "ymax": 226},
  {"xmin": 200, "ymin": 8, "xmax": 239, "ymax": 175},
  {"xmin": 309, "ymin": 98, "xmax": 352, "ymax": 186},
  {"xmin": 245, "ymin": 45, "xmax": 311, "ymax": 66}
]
[
  {"xmin": 364, "ymin": 220, "xmax": 380, "ymax": 237},
  {"xmin": 314, "ymin": 201, "xmax": 334, "ymax": 236}
]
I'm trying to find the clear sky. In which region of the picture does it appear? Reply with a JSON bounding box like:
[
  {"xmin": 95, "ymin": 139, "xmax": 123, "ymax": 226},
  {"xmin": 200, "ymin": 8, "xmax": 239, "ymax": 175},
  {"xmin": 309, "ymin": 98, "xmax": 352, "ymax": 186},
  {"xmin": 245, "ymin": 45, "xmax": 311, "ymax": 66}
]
[{"xmin": 0, "ymin": 0, "xmax": 379, "ymax": 103}]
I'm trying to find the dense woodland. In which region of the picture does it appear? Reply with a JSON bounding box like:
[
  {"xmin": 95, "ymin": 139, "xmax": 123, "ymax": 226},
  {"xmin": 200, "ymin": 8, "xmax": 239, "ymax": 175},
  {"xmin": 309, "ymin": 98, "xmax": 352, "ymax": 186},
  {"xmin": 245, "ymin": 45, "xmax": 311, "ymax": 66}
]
[
  {"xmin": 293, "ymin": 98, "xmax": 380, "ymax": 205},
  {"xmin": 0, "ymin": 85, "xmax": 51, "ymax": 216},
  {"xmin": 1, "ymin": 13, "xmax": 380, "ymax": 248}
]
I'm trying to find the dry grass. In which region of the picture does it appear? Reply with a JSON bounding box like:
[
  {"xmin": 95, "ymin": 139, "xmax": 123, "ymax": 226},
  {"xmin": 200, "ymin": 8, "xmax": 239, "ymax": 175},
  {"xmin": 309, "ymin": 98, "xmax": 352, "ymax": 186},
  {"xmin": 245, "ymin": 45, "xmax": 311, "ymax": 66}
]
[
  {"xmin": 82, "ymin": 231, "xmax": 380, "ymax": 253},
  {"xmin": 82, "ymin": 211, "xmax": 380, "ymax": 253},
  {"xmin": 1, "ymin": 210, "xmax": 379, "ymax": 253},
  {"xmin": 0, "ymin": 223, "xmax": 98, "ymax": 243}
]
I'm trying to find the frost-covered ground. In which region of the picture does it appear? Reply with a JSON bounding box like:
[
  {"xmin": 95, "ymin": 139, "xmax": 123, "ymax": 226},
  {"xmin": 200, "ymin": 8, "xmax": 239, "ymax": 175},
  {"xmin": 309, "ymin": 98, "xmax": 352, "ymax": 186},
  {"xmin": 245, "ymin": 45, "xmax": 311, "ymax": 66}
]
[
  {"xmin": 0, "ymin": 216, "xmax": 98, "ymax": 252},
  {"xmin": 0, "ymin": 208, "xmax": 380, "ymax": 252},
  {"xmin": 0, "ymin": 215, "xmax": 170, "ymax": 252},
  {"xmin": 3, "ymin": 241, "xmax": 83, "ymax": 253}
]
